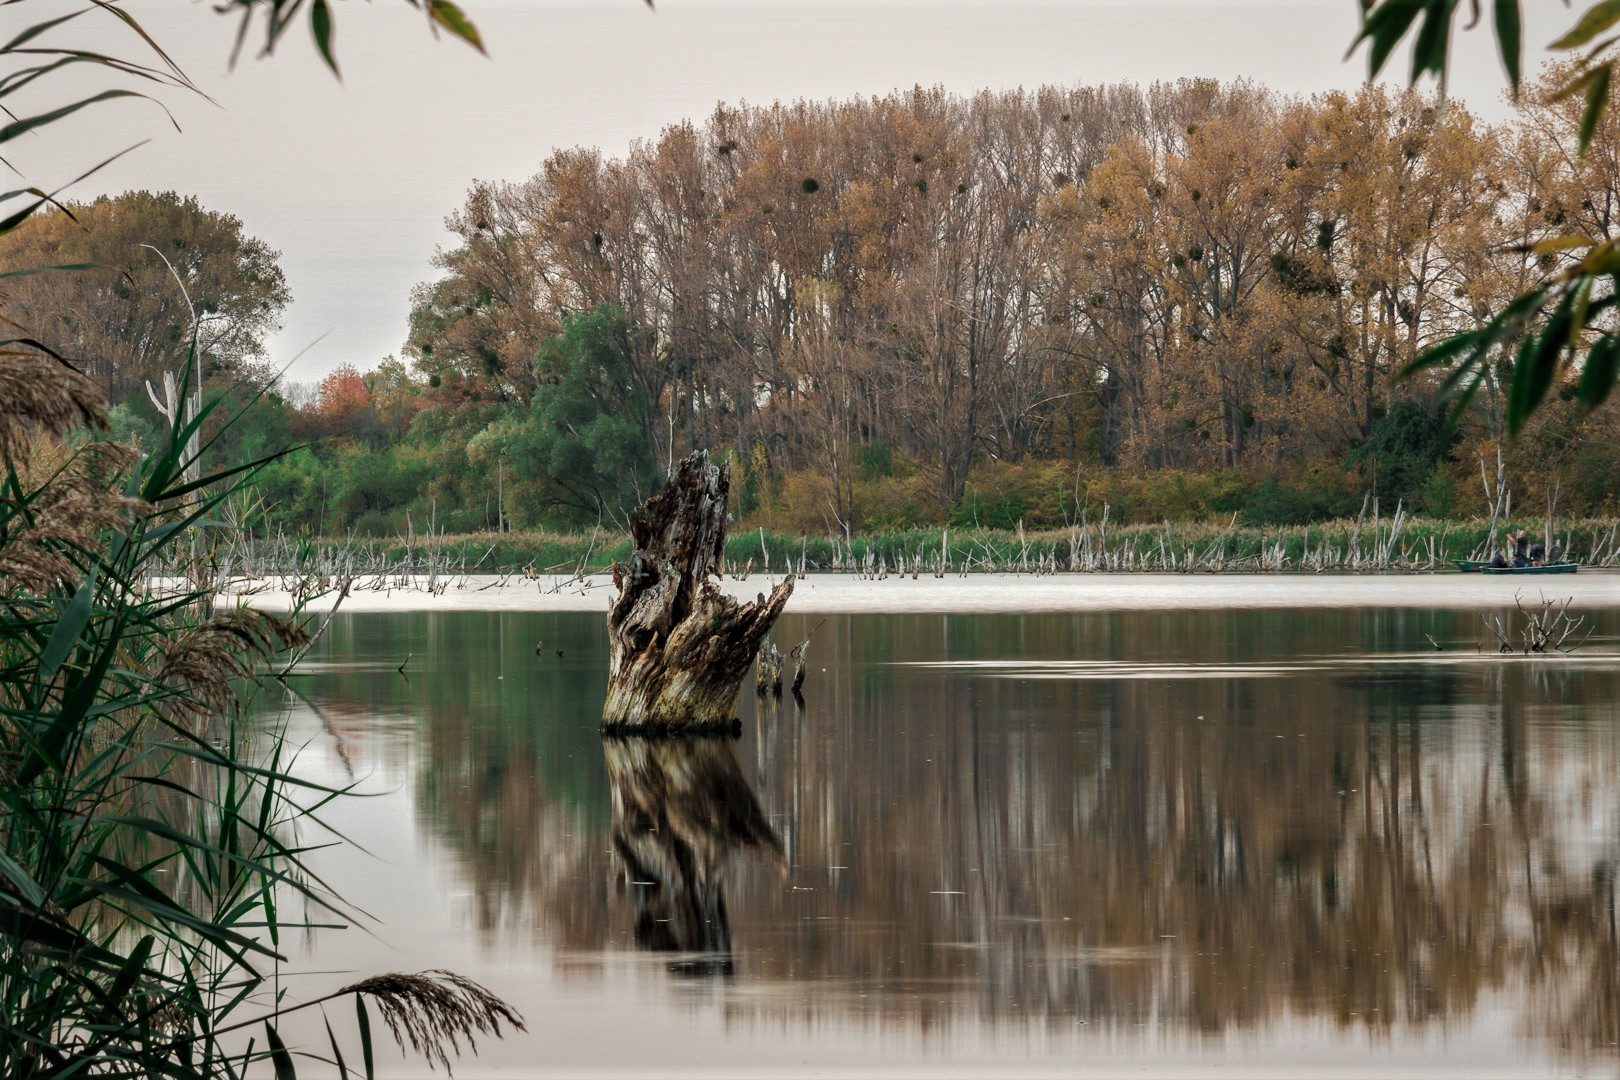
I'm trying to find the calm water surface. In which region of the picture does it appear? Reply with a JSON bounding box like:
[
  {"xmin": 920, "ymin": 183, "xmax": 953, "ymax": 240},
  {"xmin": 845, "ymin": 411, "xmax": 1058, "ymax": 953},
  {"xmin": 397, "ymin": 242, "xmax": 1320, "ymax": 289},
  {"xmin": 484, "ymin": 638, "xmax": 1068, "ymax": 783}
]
[{"xmin": 259, "ymin": 603, "xmax": 1620, "ymax": 1076}]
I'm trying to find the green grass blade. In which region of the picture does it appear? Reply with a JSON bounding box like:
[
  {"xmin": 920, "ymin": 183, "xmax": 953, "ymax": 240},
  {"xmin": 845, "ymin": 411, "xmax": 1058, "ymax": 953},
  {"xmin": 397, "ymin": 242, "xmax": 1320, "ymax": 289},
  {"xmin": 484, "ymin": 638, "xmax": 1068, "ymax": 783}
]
[
  {"xmin": 38, "ymin": 570, "xmax": 94, "ymax": 679},
  {"xmin": 0, "ymin": 849, "xmax": 46, "ymax": 907},
  {"xmin": 0, "ymin": 89, "xmax": 167, "ymax": 144},
  {"xmin": 356, "ymin": 996, "xmax": 375, "ymax": 1080},
  {"xmin": 266, "ymin": 1022, "xmax": 297, "ymax": 1080}
]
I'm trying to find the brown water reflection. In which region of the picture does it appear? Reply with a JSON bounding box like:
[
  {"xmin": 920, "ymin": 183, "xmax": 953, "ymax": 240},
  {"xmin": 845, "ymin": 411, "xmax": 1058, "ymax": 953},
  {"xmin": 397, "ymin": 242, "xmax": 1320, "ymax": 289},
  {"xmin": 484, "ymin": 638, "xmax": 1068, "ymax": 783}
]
[
  {"xmin": 605, "ymin": 736, "xmax": 783, "ymax": 972},
  {"xmin": 284, "ymin": 607, "xmax": 1620, "ymax": 1071}
]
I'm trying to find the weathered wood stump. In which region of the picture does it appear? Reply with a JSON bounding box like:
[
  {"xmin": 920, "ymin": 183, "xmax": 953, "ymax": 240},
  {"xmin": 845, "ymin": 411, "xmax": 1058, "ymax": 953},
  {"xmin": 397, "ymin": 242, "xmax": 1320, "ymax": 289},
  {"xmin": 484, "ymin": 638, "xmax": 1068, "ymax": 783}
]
[
  {"xmin": 754, "ymin": 642, "xmax": 783, "ymax": 698},
  {"xmin": 602, "ymin": 450, "xmax": 793, "ymax": 731}
]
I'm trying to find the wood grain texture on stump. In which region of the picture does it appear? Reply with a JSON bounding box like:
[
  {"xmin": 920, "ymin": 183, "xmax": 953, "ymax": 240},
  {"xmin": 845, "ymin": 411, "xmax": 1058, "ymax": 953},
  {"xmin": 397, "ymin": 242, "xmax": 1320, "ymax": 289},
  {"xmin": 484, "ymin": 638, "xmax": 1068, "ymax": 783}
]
[{"xmin": 602, "ymin": 450, "xmax": 792, "ymax": 729}]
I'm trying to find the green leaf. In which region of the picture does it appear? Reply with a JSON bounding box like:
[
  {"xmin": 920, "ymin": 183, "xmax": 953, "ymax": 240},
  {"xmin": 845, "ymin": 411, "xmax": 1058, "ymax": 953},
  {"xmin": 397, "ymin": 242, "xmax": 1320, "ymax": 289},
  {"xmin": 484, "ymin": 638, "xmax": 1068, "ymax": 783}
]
[
  {"xmin": 39, "ymin": 571, "xmax": 94, "ymax": 680},
  {"xmin": 1552, "ymin": 62, "xmax": 1606, "ymax": 103},
  {"xmin": 428, "ymin": 0, "xmax": 485, "ymax": 54},
  {"xmin": 1530, "ymin": 234, "xmax": 1598, "ymax": 255},
  {"xmin": 1494, "ymin": 0, "xmax": 1522, "ymax": 90},
  {"xmin": 265, "ymin": 0, "xmax": 300, "ymax": 50},
  {"xmin": 108, "ymin": 934, "xmax": 156, "ymax": 1005},
  {"xmin": 1578, "ymin": 63, "xmax": 1612, "ymax": 155},
  {"xmin": 1411, "ymin": 0, "xmax": 1460, "ymax": 82},
  {"xmin": 1400, "ymin": 327, "xmax": 1482, "ymax": 377},
  {"xmin": 0, "ymin": 89, "xmax": 168, "ymax": 145},
  {"xmin": 266, "ymin": 1022, "xmax": 297, "ymax": 1080},
  {"xmin": 0, "ymin": 263, "xmax": 98, "ymax": 281},
  {"xmin": 1508, "ymin": 290, "xmax": 1576, "ymax": 434},
  {"xmin": 1357, "ymin": 0, "xmax": 1427, "ymax": 78},
  {"xmin": 1580, "ymin": 243, "xmax": 1620, "ymax": 274},
  {"xmin": 356, "ymin": 996, "xmax": 375, "ymax": 1080},
  {"xmin": 1577, "ymin": 333, "xmax": 1620, "ymax": 408},
  {"xmin": 1499, "ymin": 285, "xmax": 1552, "ymax": 323},
  {"xmin": 310, "ymin": 0, "xmax": 338, "ymax": 77},
  {"xmin": 0, "ymin": 849, "xmax": 46, "ymax": 908},
  {"xmin": 1569, "ymin": 275, "xmax": 1596, "ymax": 349},
  {"xmin": 1585, "ymin": 33, "xmax": 1620, "ymax": 61},
  {"xmin": 1550, "ymin": 0, "xmax": 1620, "ymax": 50}
]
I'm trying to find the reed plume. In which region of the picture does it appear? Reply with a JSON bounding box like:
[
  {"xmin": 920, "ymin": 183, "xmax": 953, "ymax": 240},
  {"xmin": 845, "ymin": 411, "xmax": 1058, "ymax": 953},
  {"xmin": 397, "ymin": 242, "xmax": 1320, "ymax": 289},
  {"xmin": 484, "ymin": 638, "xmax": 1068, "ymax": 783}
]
[
  {"xmin": 155, "ymin": 608, "xmax": 309, "ymax": 716},
  {"xmin": 0, "ymin": 439, "xmax": 149, "ymax": 598},
  {"xmin": 340, "ymin": 969, "xmax": 528, "ymax": 1074},
  {"xmin": 0, "ymin": 354, "xmax": 107, "ymax": 461}
]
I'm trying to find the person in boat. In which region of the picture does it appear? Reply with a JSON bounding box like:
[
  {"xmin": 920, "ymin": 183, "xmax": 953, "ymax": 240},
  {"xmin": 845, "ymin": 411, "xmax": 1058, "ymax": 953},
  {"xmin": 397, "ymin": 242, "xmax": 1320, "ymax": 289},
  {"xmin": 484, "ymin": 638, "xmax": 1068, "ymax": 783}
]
[
  {"xmin": 1512, "ymin": 529, "xmax": 1530, "ymax": 567},
  {"xmin": 1530, "ymin": 543, "xmax": 1546, "ymax": 567}
]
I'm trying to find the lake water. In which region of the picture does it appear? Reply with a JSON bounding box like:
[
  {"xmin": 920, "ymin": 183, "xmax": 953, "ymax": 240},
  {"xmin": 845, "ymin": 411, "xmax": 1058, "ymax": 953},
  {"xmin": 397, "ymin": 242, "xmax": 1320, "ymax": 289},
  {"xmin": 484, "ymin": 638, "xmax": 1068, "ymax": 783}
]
[{"xmin": 257, "ymin": 599, "xmax": 1620, "ymax": 1077}]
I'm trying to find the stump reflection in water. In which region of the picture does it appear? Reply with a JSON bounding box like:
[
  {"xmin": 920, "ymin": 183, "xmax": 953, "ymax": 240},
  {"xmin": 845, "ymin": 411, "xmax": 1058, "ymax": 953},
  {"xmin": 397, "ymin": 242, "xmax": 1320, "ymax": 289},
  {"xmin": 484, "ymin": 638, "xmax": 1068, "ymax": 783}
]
[{"xmin": 604, "ymin": 736, "xmax": 783, "ymax": 975}]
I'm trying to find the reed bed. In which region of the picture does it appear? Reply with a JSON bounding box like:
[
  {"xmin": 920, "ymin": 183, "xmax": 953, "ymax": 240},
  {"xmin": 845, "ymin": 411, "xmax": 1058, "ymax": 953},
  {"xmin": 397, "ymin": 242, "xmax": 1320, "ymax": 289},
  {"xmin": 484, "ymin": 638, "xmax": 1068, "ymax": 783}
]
[{"xmin": 208, "ymin": 504, "xmax": 1620, "ymax": 596}]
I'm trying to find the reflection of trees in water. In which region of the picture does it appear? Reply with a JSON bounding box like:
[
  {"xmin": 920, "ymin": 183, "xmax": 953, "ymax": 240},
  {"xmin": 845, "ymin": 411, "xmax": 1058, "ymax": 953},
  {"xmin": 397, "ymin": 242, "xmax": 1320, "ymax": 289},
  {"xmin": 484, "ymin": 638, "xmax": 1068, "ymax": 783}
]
[
  {"xmin": 410, "ymin": 700, "xmax": 598, "ymax": 939},
  {"xmin": 390, "ymin": 609, "xmax": 1620, "ymax": 1063}
]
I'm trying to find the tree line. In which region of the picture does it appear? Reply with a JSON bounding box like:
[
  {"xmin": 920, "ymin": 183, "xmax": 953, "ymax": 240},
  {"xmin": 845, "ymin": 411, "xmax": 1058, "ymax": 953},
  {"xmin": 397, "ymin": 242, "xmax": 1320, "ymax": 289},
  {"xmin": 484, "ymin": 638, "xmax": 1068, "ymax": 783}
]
[{"xmin": 8, "ymin": 69, "xmax": 1619, "ymax": 537}]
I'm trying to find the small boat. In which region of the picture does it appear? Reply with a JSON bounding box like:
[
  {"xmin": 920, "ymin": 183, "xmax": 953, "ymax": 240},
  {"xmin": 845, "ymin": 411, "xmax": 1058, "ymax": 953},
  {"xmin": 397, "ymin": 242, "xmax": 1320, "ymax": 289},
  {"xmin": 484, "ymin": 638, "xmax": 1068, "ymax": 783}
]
[
  {"xmin": 1454, "ymin": 559, "xmax": 1487, "ymax": 572},
  {"xmin": 1479, "ymin": 562, "xmax": 1579, "ymax": 575}
]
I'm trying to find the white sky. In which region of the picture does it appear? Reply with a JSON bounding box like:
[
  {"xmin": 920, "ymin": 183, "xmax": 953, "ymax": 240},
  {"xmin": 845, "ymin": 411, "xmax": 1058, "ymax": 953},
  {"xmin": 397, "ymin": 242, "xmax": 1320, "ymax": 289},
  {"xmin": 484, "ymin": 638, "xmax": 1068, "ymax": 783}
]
[{"xmin": 4, "ymin": 0, "xmax": 1579, "ymax": 382}]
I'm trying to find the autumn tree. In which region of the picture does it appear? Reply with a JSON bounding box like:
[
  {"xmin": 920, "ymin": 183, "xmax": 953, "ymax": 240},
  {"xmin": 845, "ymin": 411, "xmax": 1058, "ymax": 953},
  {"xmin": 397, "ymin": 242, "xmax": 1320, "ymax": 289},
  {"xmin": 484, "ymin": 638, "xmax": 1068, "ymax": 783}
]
[
  {"xmin": 301, "ymin": 362, "xmax": 381, "ymax": 444},
  {"xmin": 1356, "ymin": 1, "xmax": 1620, "ymax": 432},
  {"xmin": 0, "ymin": 191, "xmax": 289, "ymax": 404},
  {"xmin": 1051, "ymin": 81, "xmax": 1514, "ymax": 480},
  {"xmin": 396, "ymin": 73, "xmax": 1614, "ymax": 529}
]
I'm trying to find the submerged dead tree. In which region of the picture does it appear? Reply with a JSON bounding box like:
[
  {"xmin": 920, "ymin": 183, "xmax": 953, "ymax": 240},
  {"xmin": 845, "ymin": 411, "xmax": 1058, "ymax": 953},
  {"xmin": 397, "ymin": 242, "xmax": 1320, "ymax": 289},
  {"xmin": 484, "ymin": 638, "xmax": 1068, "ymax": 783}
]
[{"xmin": 603, "ymin": 450, "xmax": 793, "ymax": 731}]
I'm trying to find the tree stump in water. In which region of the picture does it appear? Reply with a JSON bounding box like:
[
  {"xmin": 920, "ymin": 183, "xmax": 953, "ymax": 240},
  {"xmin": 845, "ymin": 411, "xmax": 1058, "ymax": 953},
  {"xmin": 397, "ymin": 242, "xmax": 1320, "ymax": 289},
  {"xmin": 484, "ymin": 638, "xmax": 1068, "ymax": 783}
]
[
  {"xmin": 602, "ymin": 450, "xmax": 793, "ymax": 731},
  {"xmin": 754, "ymin": 642, "xmax": 783, "ymax": 698}
]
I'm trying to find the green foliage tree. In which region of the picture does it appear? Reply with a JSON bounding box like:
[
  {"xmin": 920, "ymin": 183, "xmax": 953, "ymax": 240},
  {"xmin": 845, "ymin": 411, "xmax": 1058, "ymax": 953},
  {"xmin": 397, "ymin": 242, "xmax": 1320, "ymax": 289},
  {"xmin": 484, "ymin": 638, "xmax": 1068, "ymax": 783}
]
[
  {"xmin": 470, "ymin": 307, "xmax": 658, "ymax": 525},
  {"xmin": 1345, "ymin": 396, "xmax": 1453, "ymax": 506}
]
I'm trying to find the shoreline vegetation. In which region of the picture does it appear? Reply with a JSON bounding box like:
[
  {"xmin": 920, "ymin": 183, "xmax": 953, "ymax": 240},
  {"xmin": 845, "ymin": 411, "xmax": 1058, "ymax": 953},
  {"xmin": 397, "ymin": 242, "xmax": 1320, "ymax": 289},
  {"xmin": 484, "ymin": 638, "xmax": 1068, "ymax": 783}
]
[
  {"xmin": 216, "ymin": 512, "xmax": 1620, "ymax": 584},
  {"xmin": 0, "ymin": 3, "xmax": 518, "ymax": 1076},
  {"xmin": 14, "ymin": 69, "xmax": 1620, "ymax": 563}
]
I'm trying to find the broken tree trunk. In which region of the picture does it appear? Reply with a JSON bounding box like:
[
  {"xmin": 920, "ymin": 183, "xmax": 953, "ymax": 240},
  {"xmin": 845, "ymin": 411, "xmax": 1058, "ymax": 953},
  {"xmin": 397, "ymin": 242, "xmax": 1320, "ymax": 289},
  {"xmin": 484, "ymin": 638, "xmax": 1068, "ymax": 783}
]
[
  {"xmin": 603, "ymin": 450, "xmax": 793, "ymax": 731},
  {"xmin": 754, "ymin": 642, "xmax": 783, "ymax": 698}
]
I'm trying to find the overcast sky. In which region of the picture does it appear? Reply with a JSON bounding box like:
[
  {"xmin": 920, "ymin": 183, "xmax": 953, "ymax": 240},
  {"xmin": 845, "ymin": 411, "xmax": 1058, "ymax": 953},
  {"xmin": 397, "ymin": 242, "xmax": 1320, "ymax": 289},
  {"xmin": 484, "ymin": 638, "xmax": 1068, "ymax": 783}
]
[{"xmin": 8, "ymin": 0, "xmax": 1577, "ymax": 382}]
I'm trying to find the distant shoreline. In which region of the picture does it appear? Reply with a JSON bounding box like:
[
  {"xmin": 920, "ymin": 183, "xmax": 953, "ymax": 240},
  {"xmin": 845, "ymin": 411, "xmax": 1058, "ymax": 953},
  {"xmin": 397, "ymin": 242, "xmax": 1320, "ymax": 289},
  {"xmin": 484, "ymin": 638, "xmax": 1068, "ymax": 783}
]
[
  {"xmin": 223, "ymin": 515, "xmax": 1620, "ymax": 582},
  {"xmin": 228, "ymin": 571, "xmax": 1620, "ymax": 616}
]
